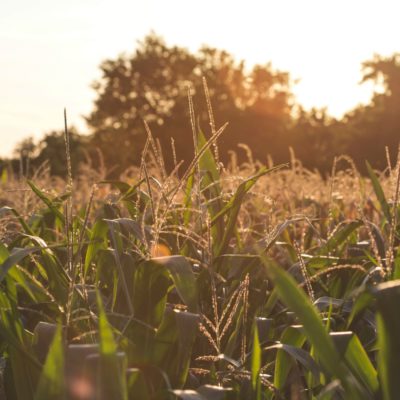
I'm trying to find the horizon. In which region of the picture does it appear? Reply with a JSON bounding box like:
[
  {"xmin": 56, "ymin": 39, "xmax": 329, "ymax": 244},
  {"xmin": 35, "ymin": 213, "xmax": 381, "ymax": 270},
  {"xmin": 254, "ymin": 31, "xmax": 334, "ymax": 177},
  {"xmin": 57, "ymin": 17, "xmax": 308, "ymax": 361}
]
[{"xmin": 1, "ymin": 0, "xmax": 399, "ymax": 157}]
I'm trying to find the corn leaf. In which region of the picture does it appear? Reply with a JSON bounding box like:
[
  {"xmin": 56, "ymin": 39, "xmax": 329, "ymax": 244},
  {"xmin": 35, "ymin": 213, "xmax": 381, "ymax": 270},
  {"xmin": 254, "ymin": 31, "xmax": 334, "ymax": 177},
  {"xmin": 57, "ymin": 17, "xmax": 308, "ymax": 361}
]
[{"xmin": 34, "ymin": 324, "xmax": 65, "ymax": 400}]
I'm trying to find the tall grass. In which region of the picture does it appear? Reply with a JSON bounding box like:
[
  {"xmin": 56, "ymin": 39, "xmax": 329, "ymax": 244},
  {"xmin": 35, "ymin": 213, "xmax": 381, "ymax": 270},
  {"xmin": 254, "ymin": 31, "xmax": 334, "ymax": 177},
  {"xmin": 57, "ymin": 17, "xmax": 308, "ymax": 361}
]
[{"xmin": 0, "ymin": 93, "xmax": 399, "ymax": 399}]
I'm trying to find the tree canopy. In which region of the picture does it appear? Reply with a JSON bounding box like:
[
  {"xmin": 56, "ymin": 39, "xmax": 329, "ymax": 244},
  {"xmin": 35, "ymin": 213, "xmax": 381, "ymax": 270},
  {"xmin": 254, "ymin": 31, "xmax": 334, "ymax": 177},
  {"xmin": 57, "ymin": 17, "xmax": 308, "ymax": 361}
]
[
  {"xmin": 343, "ymin": 54, "xmax": 400, "ymax": 170},
  {"xmin": 3, "ymin": 34, "xmax": 400, "ymax": 177},
  {"xmin": 86, "ymin": 33, "xmax": 294, "ymax": 174}
]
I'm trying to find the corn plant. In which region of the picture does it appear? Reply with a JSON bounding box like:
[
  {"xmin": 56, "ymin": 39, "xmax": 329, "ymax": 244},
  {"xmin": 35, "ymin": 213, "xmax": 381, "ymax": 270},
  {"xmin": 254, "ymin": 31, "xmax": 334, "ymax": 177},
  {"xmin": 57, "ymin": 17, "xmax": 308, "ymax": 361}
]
[{"xmin": 0, "ymin": 100, "xmax": 399, "ymax": 399}]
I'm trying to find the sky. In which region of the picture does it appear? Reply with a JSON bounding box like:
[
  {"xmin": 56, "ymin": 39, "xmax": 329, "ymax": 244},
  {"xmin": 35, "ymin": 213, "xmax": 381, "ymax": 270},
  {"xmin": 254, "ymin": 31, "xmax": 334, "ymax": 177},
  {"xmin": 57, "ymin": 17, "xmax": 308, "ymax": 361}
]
[{"xmin": 1, "ymin": 0, "xmax": 400, "ymax": 157}]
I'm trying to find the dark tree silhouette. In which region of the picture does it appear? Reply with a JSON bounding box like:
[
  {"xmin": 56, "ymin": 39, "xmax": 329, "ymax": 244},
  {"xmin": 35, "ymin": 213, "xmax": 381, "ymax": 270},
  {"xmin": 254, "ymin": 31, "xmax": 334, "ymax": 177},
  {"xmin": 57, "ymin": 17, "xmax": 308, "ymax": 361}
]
[
  {"xmin": 87, "ymin": 33, "xmax": 293, "ymax": 174},
  {"xmin": 7, "ymin": 38, "xmax": 400, "ymax": 178},
  {"xmin": 289, "ymin": 108, "xmax": 345, "ymax": 172},
  {"xmin": 33, "ymin": 129, "xmax": 88, "ymax": 177},
  {"xmin": 343, "ymin": 54, "xmax": 400, "ymax": 170}
]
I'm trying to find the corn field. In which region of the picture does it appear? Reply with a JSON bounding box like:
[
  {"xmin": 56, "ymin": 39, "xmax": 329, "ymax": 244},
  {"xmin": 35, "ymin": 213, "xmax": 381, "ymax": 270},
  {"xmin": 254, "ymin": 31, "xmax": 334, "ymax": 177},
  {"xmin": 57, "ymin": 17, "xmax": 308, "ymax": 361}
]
[{"xmin": 0, "ymin": 107, "xmax": 400, "ymax": 399}]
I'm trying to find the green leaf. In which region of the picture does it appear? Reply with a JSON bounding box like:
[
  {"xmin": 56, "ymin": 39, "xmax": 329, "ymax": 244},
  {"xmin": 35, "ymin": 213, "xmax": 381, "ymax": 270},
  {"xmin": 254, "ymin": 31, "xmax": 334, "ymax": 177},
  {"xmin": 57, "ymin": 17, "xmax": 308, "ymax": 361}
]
[
  {"xmin": 366, "ymin": 161, "xmax": 391, "ymax": 223},
  {"xmin": 338, "ymin": 332, "xmax": 378, "ymax": 394},
  {"xmin": 0, "ymin": 206, "xmax": 34, "ymax": 235},
  {"xmin": 95, "ymin": 291, "xmax": 128, "ymax": 400},
  {"xmin": 105, "ymin": 218, "xmax": 150, "ymax": 243},
  {"xmin": 27, "ymin": 180, "xmax": 65, "ymax": 223},
  {"xmin": 0, "ymin": 243, "xmax": 38, "ymax": 301},
  {"xmin": 260, "ymin": 255, "xmax": 366, "ymax": 398},
  {"xmin": 268, "ymin": 343, "xmax": 321, "ymax": 381},
  {"xmin": 174, "ymin": 310, "xmax": 200, "ymax": 387},
  {"xmin": 106, "ymin": 219, "xmax": 134, "ymax": 315},
  {"xmin": 372, "ymin": 280, "xmax": 400, "ymax": 400},
  {"xmin": 346, "ymin": 291, "xmax": 374, "ymax": 329},
  {"xmin": 319, "ymin": 220, "xmax": 363, "ymax": 255},
  {"xmin": 151, "ymin": 256, "xmax": 198, "ymax": 313},
  {"xmin": 126, "ymin": 368, "xmax": 151, "ymax": 400},
  {"xmin": 0, "ymin": 291, "xmax": 40, "ymax": 400},
  {"xmin": 262, "ymin": 257, "xmax": 341, "ymax": 374},
  {"xmin": 84, "ymin": 219, "xmax": 108, "ymax": 276},
  {"xmin": 198, "ymin": 131, "xmax": 220, "ymax": 195},
  {"xmin": 34, "ymin": 324, "xmax": 65, "ymax": 400},
  {"xmin": 175, "ymin": 310, "xmax": 200, "ymax": 362},
  {"xmin": 213, "ymin": 165, "xmax": 285, "ymax": 257},
  {"xmin": 7, "ymin": 345, "xmax": 39, "ymax": 400},
  {"xmin": 197, "ymin": 130, "xmax": 224, "ymax": 241},
  {"xmin": 251, "ymin": 324, "xmax": 261, "ymax": 394},
  {"xmin": 393, "ymin": 247, "xmax": 400, "ymax": 279},
  {"xmin": 133, "ymin": 260, "xmax": 171, "ymax": 326},
  {"xmin": 274, "ymin": 325, "xmax": 306, "ymax": 389},
  {"xmin": 86, "ymin": 352, "xmax": 128, "ymax": 400},
  {"xmin": 152, "ymin": 307, "xmax": 199, "ymax": 388},
  {"xmin": 0, "ymin": 247, "xmax": 41, "ymax": 283},
  {"xmin": 2, "ymin": 235, "xmax": 70, "ymax": 303},
  {"xmin": 97, "ymin": 290, "xmax": 117, "ymax": 356}
]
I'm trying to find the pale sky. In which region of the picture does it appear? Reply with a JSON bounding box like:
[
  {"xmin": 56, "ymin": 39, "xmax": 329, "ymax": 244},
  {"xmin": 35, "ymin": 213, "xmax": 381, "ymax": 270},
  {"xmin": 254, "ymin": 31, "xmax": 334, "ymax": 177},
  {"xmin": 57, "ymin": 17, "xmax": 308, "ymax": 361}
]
[{"xmin": 1, "ymin": 0, "xmax": 399, "ymax": 157}]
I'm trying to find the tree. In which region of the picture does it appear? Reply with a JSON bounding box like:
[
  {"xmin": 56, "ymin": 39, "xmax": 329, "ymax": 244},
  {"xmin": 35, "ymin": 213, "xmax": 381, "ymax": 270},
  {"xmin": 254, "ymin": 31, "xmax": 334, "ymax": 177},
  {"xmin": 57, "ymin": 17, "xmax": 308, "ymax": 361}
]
[
  {"xmin": 289, "ymin": 108, "xmax": 345, "ymax": 173},
  {"xmin": 87, "ymin": 33, "xmax": 294, "ymax": 175},
  {"xmin": 33, "ymin": 128, "xmax": 88, "ymax": 177},
  {"xmin": 344, "ymin": 54, "xmax": 400, "ymax": 170}
]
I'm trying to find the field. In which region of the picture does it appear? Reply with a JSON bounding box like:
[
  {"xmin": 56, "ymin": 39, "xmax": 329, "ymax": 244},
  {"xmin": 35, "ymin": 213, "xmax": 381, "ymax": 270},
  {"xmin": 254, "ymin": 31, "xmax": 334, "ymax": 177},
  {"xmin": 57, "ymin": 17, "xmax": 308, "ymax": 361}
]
[{"xmin": 0, "ymin": 116, "xmax": 399, "ymax": 399}]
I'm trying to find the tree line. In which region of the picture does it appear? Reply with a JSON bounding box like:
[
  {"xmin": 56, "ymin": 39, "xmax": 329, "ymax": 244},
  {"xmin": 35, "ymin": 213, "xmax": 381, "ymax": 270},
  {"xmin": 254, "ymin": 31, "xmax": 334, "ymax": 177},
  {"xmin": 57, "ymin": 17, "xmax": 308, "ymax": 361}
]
[{"xmin": 3, "ymin": 33, "xmax": 400, "ymax": 178}]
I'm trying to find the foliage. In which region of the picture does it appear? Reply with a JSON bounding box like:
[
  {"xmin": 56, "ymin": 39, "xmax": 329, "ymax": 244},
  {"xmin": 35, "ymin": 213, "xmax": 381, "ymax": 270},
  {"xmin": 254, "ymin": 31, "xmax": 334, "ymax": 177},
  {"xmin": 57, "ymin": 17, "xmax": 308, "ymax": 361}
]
[
  {"xmin": 342, "ymin": 54, "xmax": 400, "ymax": 172},
  {"xmin": 86, "ymin": 32, "xmax": 293, "ymax": 174},
  {"xmin": 34, "ymin": 128, "xmax": 89, "ymax": 177},
  {"xmin": 0, "ymin": 104, "xmax": 400, "ymax": 400},
  {"xmin": 4, "ymin": 38, "xmax": 400, "ymax": 179}
]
